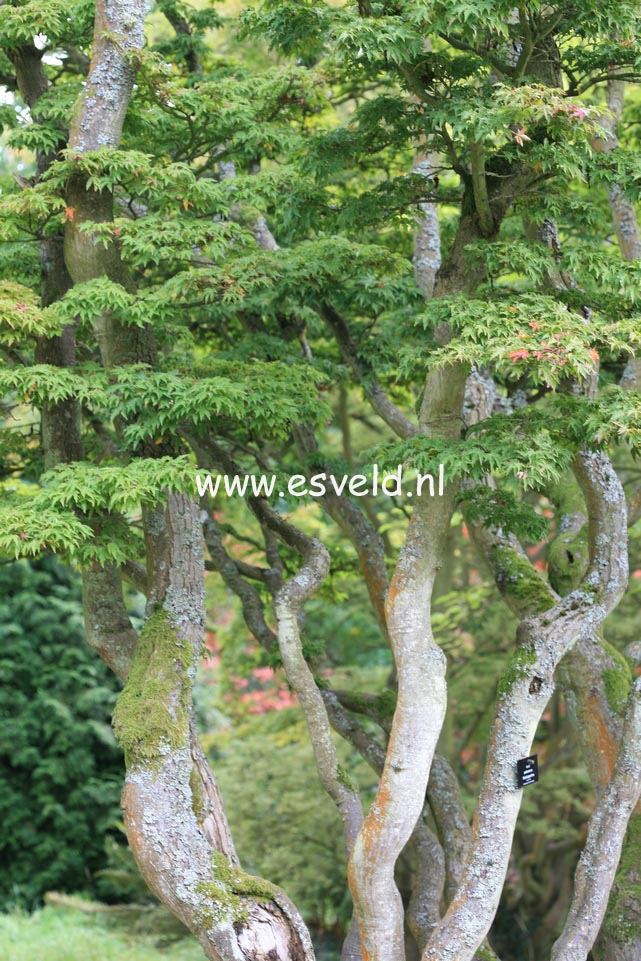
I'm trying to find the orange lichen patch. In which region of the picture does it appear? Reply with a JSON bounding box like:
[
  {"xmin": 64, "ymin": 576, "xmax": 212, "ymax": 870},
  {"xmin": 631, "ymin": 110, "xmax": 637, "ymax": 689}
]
[
  {"xmin": 586, "ymin": 692, "xmax": 618, "ymax": 786},
  {"xmin": 361, "ymin": 775, "xmax": 393, "ymax": 853},
  {"xmin": 442, "ymin": 885, "xmax": 470, "ymax": 917},
  {"xmin": 385, "ymin": 573, "xmax": 405, "ymax": 609}
]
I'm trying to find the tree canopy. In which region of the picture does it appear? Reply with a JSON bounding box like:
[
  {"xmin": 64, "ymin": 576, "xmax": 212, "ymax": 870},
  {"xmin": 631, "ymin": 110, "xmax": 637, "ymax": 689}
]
[{"xmin": 2, "ymin": 1, "xmax": 641, "ymax": 960}]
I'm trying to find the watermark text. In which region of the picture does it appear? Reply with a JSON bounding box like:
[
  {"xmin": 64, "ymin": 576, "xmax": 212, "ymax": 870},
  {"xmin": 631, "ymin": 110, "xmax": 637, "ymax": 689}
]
[{"xmin": 196, "ymin": 464, "xmax": 445, "ymax": 500}]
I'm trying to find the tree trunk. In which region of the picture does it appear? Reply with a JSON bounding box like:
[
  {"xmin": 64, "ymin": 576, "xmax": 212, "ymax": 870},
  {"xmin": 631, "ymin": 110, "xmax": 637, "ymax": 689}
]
[{"xmin": 33, "ymin": 2, "xmax": 321, "ymax": 957}]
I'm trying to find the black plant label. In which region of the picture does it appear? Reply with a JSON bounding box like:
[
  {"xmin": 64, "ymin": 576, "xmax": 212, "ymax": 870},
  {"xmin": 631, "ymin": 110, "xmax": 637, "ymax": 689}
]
[{"xmin": 516, "ymin": 754, "xmax": 538, "ymax": 788}]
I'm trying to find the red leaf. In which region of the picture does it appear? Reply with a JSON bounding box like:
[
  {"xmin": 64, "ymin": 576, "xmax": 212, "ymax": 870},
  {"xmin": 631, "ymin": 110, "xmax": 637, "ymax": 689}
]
[{"xmin": 507, "ymin": 348, "xmax": 530, "ymax": 362}]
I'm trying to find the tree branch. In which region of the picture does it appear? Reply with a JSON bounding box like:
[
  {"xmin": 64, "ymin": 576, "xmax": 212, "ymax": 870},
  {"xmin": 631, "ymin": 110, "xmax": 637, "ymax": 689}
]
[
  {"xmin": 551, "ymin": 678, "xmax": 641, "ymax": 961},
  {"xmin": 349, "ymin": 363, "xmax": 467, "ymax": 961},
  {"xmin": 322, "ymin": 691, "xmax": 445, "ymax": 953},
  {"xmin": 470, "ymin": 141, "xmax": 495, "ymax": 237},
  {"xmin": 203, "ymin": 512, "xmax": 278, "ymax": 652},
  {"xmin": 321, "ymin": 303, "xmax": 418, "ymax": 439},
  {"xmin": 83, "ymin": 563, "xmax": 138, "ymax": 681},
  {"xmin": 413, "ymin": 151, "xmax": 442, "ymax": 300},
  {"xmin": 423, "ymin": 450, "xmax": 628, "ymax": 961}
]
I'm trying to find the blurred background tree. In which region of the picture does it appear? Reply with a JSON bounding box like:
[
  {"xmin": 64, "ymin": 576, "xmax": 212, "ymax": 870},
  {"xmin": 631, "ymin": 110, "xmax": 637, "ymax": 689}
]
[{"xmin": 0, "ymin": 557, "xmax": 123, "ymax": 910}]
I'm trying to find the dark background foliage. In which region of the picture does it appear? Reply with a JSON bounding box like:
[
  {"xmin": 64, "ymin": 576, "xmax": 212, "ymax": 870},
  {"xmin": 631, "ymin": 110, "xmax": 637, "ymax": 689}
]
[{"xmin": 0, "ymin": 557, "xmax": 123, "ymax": 910}]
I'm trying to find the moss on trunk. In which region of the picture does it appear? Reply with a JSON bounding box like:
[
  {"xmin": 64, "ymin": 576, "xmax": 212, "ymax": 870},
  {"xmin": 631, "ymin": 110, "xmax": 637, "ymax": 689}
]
[
  {"xmin": 601, "ymin": 814, "xmax": 641, "ymax": 947},
  {"xmin": 497, "ymin": 645, "xmax": 538, "ymax": 698},
  {"xmin": 195, "ymin": 851, "xmax": 279, "ymax": 926},
  {"xmin": 492, "ymin": 547, "xmax": 555, "ymax": 617},
  {"xmin": 602, "ymin": 639, "xmax": 633, "ymax": 717},
  {"xmin": 113, "ymin": 609, "xmax": 192, "ymax": 768},
  {"xmin": 548, "ymin": 526, "xmax": 589, "ymax": 597}
]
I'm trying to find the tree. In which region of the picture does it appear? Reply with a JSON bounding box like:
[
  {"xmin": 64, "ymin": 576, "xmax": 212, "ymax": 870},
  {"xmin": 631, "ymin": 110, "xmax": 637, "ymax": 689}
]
[
  {"xmin": 0, "ymin": 557, "xmax": 123, "ymax": 909},
  {"xmin": 2, "ymin": 1, "xmax": 641, "ymax": 960}
]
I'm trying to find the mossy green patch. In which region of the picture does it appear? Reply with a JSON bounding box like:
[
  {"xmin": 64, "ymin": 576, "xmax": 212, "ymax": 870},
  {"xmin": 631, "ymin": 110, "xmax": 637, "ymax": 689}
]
[
  {"xmin": 548, "ymin": 475, "xmax": 586, "ymax": 521},
  {"xmin": 473, "ymin": 946, "xmax": 499, "ymax": 961},
  {"xmin": 195, "ymin": 852, "xmax": 278, "ymax": 927},
  {"xmin": 602, "ymin": 812, "xmax": 641, "ymax": 943},
  {"xmin": 497, "ymin": 645, "xmax": 538, "ymax": 698},
  {"xmin": 229, "ymin": 202, "xmax": 263, "ymax": 230},
  {"xmin": 195, "ymin": 880, "xmax": 246, "ymax": 927},
  {"xmin": 337, "ymin": 764, "xmax": 358, "ymax": 792},
  {"xmin": 343, "ymin": 689, "xmax": 397, "ymax": 724},
  {"xmin": 602, "ymin": 639, "xmax": 632, "ymax": 716},
  {"xmin": 113, "ymin": 610, "xmax": 193, "ymax": 768},
  {"xmin": 190, "ymin": 766, "xmax": 206, "ymax": 820},
  {"xmin": 493, "ymin": 547, "xmax": 555, "ymax": 617},
  {"xmin": 548, "ymin": 527, "xmax": 588, "ymax": 597},
  {"xmin": 374, "ymin": 689, "xmax": 397, "ymax": 721},
  {"xmin": 211, "ymin": 852, "xmax": 278, "ymax": 902}
]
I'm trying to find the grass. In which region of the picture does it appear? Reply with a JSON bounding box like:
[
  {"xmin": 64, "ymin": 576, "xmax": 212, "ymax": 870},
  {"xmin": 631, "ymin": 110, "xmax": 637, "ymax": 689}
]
[{"xmin": 0, "ymin": 904, "xmax": 206, "ymax": 961}]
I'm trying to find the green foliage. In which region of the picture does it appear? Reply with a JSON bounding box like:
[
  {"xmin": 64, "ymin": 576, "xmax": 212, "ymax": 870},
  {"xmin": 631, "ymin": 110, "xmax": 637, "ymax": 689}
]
[
  {"xmin": 0, "ymin": 365, "xmax": 99, "ymax": 406},
  {"xmin": 0, "ymin": 361, "xmax": 331, "ymax": 447},
  {"xmin": 0, "ymin": 0, "xmax": 93, "ymax": 48},
  {"xmin": 374, "ymin": 430, "xmax": 558, "ymax": 490},
  {"xmin": 0, "ymin": 558, "xmax": 123, "ymax": 909},
  {"xmin": 0, "ymin": 458, "xmax": 196, "ymax": 564},
  {"xmin": 0, "ymin": 499, "xmax": 93, "ymax": 559},
  {"xmin": 0, "ymin": 282, "xmax": 62, "ymax": 345},
  {"xmin": 459, "ymin": 486, "xmax": 550, "ymax": 543},
  {"xmin": 102, "ymin": 364, "xmax": 332, "ymax": 446},
  {"xmin": 3, "ymin": 0, "xmax": 641, "ymax": 956},
  {"xmin": 404, "ymin": 293, "xmax": 640, "ymax": 388},
  {"xmin": 40, "ymin": 458, "xmax": 195, "ymax": 513}
]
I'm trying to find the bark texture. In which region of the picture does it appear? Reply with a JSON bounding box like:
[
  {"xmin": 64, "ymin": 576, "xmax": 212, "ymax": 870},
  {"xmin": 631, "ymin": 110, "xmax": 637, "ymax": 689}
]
[
  {"xmin": 412, "ymin": 150, "xmax": 441, "ymax": 299},
  {"xmin": 551, "ymin": 678, "xmax": 641, "ymax": 961},
  {"xmin": 116, "ymin": 494, "xmax": 314, "ymax": 961},
  {"xmin": 53, "ymin": 4, "xmax": 319, "ymax": 958},
  {"xmin": 273, "ymin": 526, "xmax": 364, "ymax": 961},
  {"xmin": 68, "ymin": 0, "xmax": 146, "ymax": 152},
  {"xmin": 348, "ymin": 365, "xmax": 468, "ymax": 961},
  {"xmin": 592, "ymin": 79, "xmax": 641, "ymax": 263},
  {"xmin": 423, "ymin": 451, "xmax": 628, "ymax": 961}
]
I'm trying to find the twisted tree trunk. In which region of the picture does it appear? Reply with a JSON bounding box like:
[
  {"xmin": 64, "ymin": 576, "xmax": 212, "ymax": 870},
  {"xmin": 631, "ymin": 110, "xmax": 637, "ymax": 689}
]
[
  {"xmin": 423, "ymin": 451, "xmax": 628, "ymax": 961},
  {"xmin": 41, "ymin": 3, "xmax": 319, "ymax": 958}
]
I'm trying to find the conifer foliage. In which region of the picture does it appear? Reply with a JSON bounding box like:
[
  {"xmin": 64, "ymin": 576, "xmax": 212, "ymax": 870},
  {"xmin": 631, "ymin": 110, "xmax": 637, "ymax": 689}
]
[
  {"xmin": 2, "ymin": 0, "xmax": 641, "ymax": 959},
  {"xmin": 0, "ymin": 558, "xmax": 122, "ymax": 910}
]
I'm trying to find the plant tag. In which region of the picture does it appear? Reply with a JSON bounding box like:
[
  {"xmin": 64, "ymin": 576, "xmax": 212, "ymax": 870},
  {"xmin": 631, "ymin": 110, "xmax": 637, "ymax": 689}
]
[{"xmin": 516, "ymin": 754, "xmax": 538, "ymax": 788}]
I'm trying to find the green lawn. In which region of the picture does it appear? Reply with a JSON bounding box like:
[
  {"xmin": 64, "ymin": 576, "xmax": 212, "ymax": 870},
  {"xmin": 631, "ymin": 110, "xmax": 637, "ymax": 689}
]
[{"xmin": 0, "ymin": 905, "xmax": 206, "ymax": 961}]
